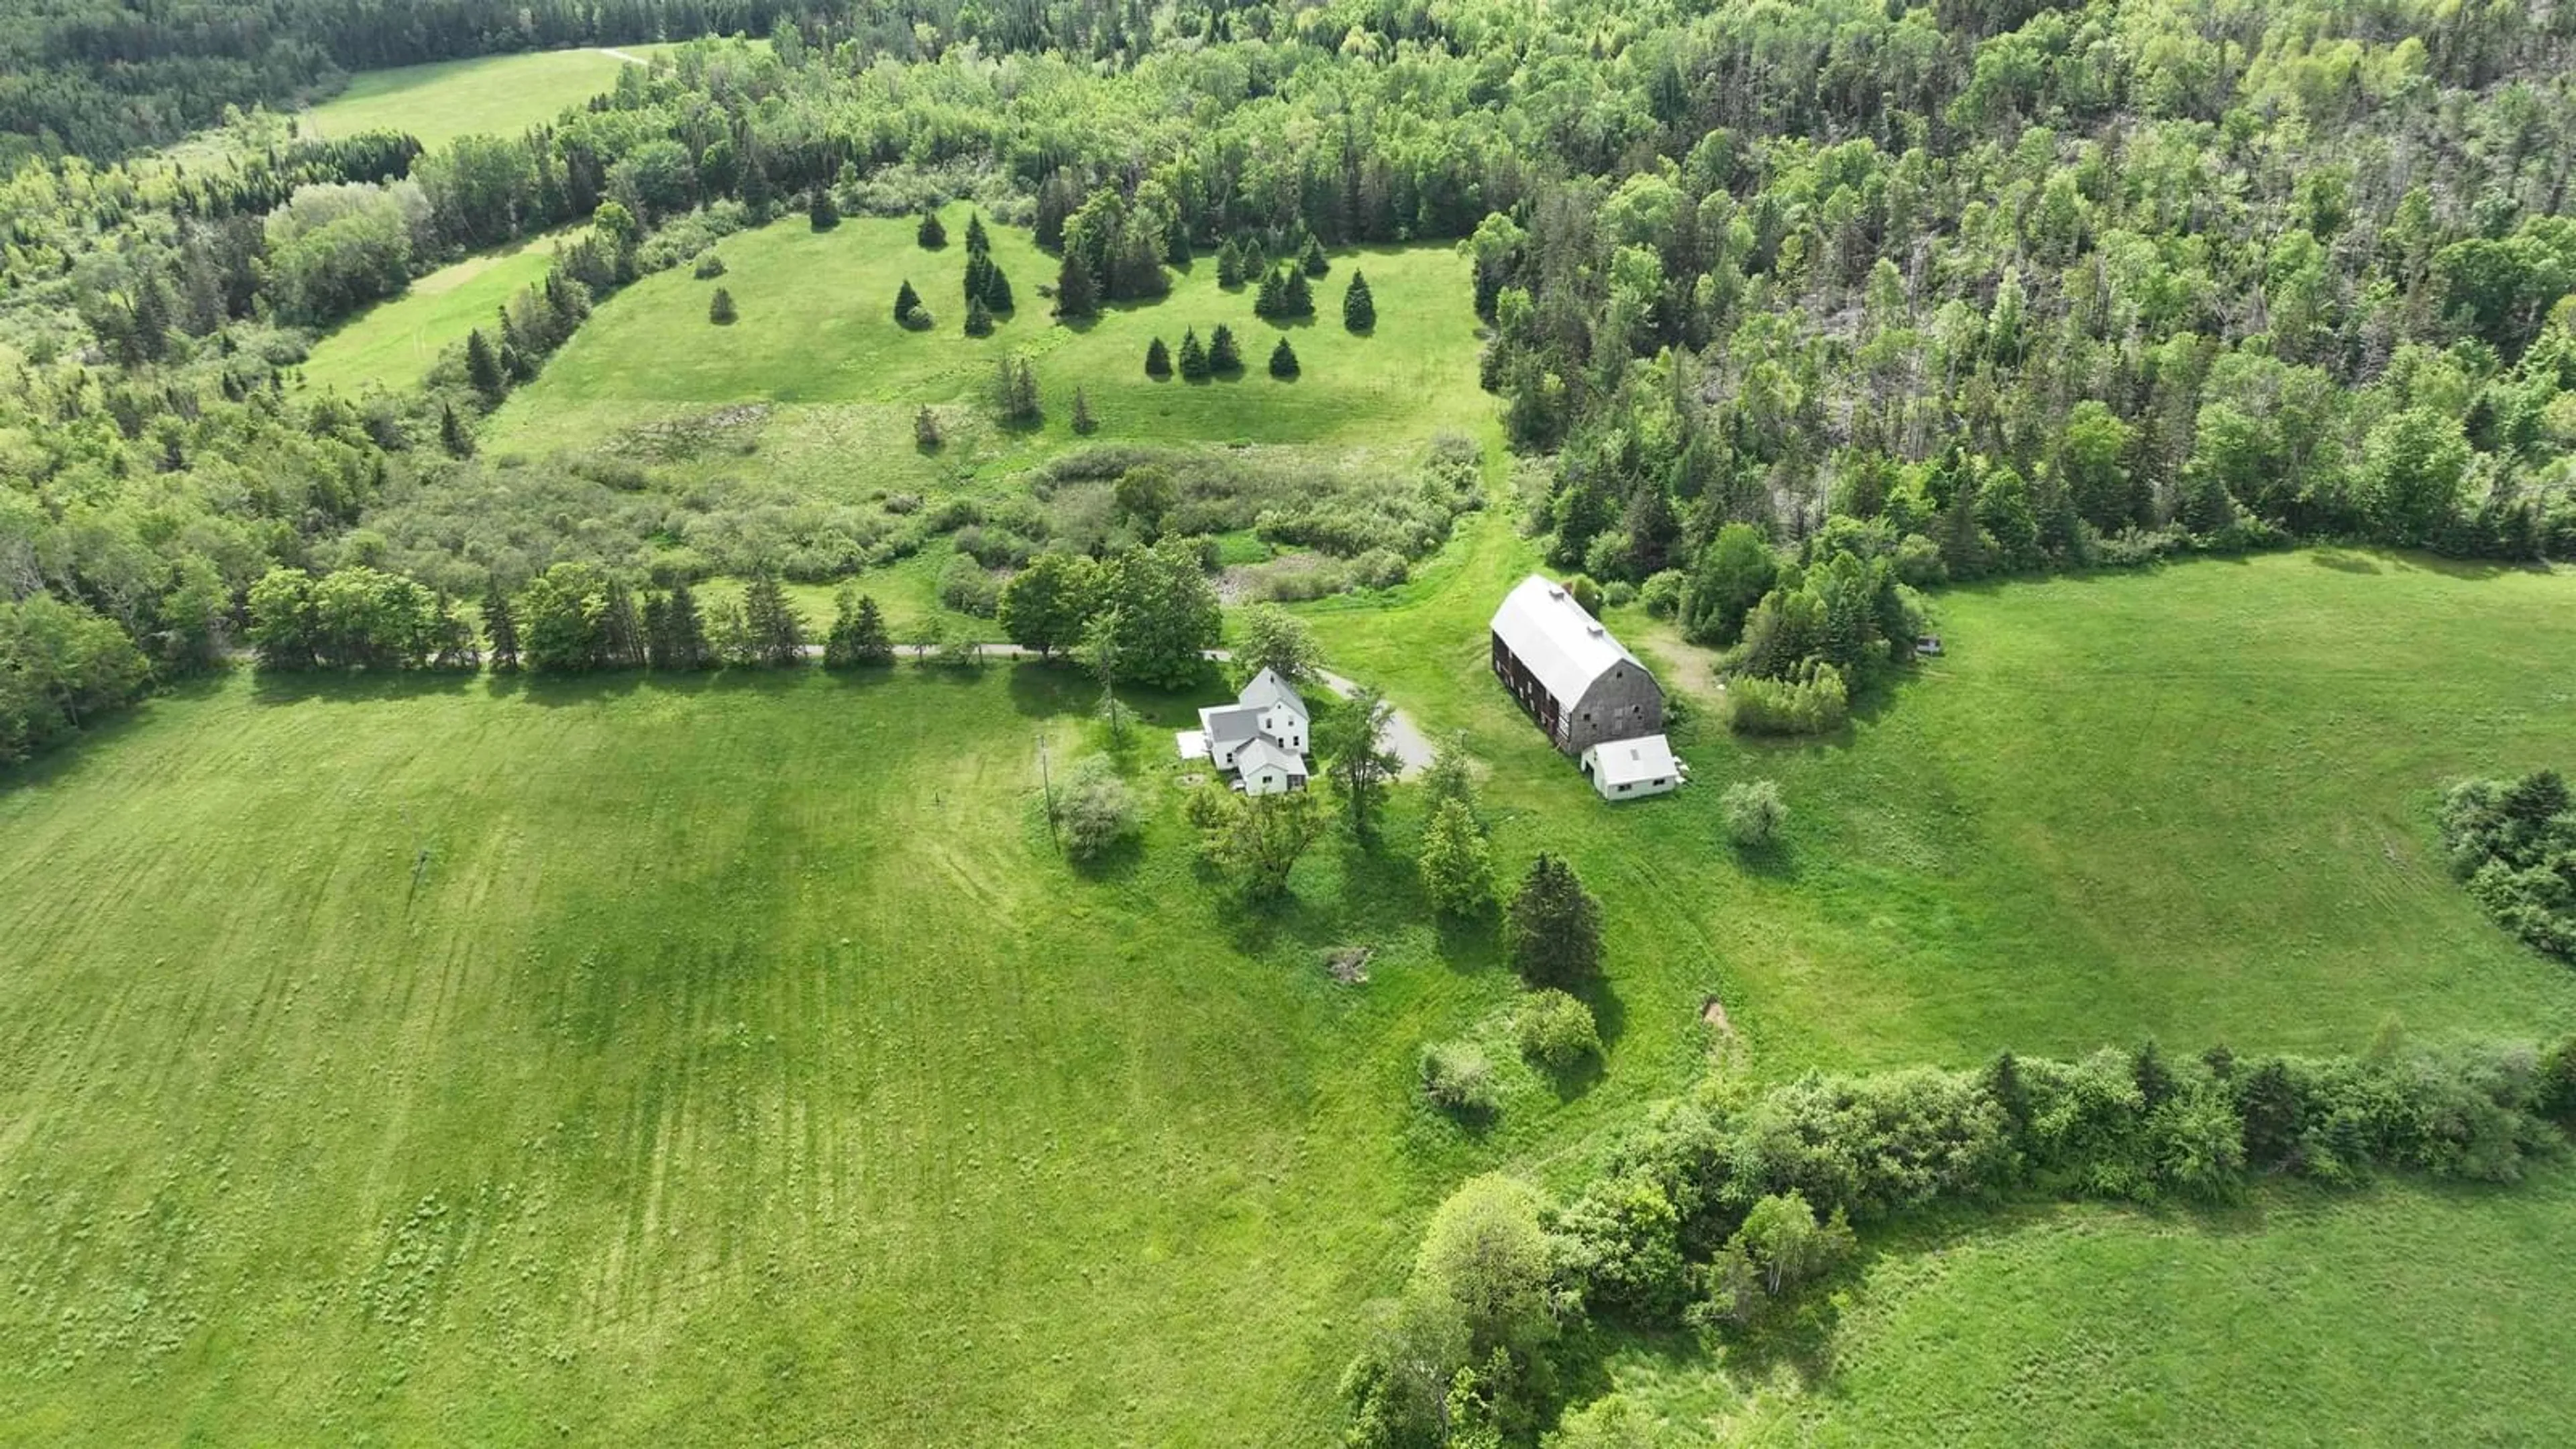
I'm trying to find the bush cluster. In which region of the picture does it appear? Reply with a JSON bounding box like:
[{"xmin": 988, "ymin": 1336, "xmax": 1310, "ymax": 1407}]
[{"xmin": 2440, "ymin": 771, "xmax": 2576, "ymax": 960}]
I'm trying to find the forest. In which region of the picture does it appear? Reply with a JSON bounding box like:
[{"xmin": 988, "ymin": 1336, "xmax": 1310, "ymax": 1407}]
[{"xmin": 9, "ymin": 0, "xmax": 2576, "ymax": 763}]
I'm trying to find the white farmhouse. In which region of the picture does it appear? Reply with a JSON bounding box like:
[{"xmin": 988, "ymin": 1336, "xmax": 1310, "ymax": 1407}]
[{"xmin": 1183, "ymin": 667, "xmax": 1312, "ymax": 796}]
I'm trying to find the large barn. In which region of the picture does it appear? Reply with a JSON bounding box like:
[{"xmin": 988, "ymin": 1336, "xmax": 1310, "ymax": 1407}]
[{"xmin": 1489, "ymin": 575, "xmax": 1666, "ymax": 754}]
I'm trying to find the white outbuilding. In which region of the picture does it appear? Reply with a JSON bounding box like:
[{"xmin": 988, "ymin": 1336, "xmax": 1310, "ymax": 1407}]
[
  {"xmin": 1233, "ymin": 737, "xmax": 1310, "ymax": 796},
  {"xmin": 1580, "ymin": 733, "xmax": 1679, "ymax": 801}
]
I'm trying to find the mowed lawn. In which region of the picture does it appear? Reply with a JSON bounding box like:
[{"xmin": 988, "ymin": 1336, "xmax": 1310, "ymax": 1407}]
[
  {"xmin": 1302, "ymin": 531, "xmax": 2576, "ymax": 1073},
  {"xmin": 489, "ymin": 205, "xmax": 1490, "ymax": 489},
  {"xmin": 301, "ymin": 46, "xmax": 678, "ymax": 152},
  {"xmin": 301, "ymin": 229, "xmax": 577, "ymax": 396},
  {"xmin": 0, "ymin": 667, "xmax": 1533, "ymax": 1443}
]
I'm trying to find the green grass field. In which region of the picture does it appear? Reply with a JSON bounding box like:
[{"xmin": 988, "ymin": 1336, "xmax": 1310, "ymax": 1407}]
[
  {"xmin": 299, "ymin": 229, "xmax": 574, "ymax": 396},
  {"xmin": 5, "ymin": 543, "xmax": 2575, "ymax": 1441},
  {"xmin": 303, "ymin": 47, "xmax": 678, "ymax": 153},
  {"xmin": 488, "ymin": 204, "xmax": 1491, "ymax": 496}
]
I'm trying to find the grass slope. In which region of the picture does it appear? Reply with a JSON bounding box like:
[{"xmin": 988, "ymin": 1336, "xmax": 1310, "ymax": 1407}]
[
  {"xmin": 490, "ymin": 204, "xmax": 1488, "ymax": 494},
  {"xmin": 303, "ymin": 47, "xmax": 674, "ymax": 153},
  {"xmin": 1301, "ymin": 533, "xmax": 2576, "ymax": 1075},
  {"xmin": 300, "ymin": 229, "xmax": 573, "ymax": 396},
  {"xmin": 0, "ymin": 669, "xmax": 1519, "ymax": 1442},
  {"xmin": 3, "ymin": 547, "xmax": 2573, "ymax": 1441}
]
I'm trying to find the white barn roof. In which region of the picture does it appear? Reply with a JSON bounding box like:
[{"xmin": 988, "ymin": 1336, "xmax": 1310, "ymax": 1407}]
[
  {"xmin": 1490, "ymin": 575, "xmax": 1644, "ymax": 707},
  {"xmin": 1585, "ymin": 733, "xmax": 1676, "ymax": 788}
]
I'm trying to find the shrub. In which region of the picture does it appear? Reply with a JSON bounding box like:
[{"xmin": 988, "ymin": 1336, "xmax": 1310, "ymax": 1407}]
[
  {"xmin": 1720, "ymin": 779, "xmax": 1787, "ymax": 847},
  {"xmin": 1566, "ymin": 574, "xmax": 1603, "ymax": 614},
  {"xmin": 1639, "ymin": 568, "xmax": 1685, "ymax": 617},
  {"xmin": 900, "ymin": 305, "xmax": 935, "ymax": 332},
  {"xmin": 937, "ymin": 552, "xmax": 1001, "ymax": 616},
  {"xmin": 1417, "ymin": 798, "xmax": 1494, "ymax": 916},
  {"xmin": 1144, "ymin": 336, "xmax": 1171, "ymax": 378},
  {"xmin": 1269, "ymin": 337, "xmax": 1299, "ymax": 378},
  {"xmin": 1056, "ymin": 755, "xmax": 1138, "ymax": 863},
  {"xmin": 964, "ymin": 297, "xmax": 994, "ymax": 336},
  {"xmin": 917, "ymin": 209, "xmax": 946, "ymax": 248},
  {"xmin": 1725, "ymin": 663, "xmax": 1848, "ymax": 736},
  {"xmin": 914, "ymin": 407, "xmax": 942, "ymax": 449},
  {"xmin": 1517, "ymin": 989, "xmax": 1599, "ymax": 1070},
  {"xmin": 1419, "ymin": 1040, "xmax": 1498, "ymax": 1115},
  {"xmin": 707, "ymin": 288, "xmax": 737, "ymax": 324},
  {"xmin": 692, "ymin": 252, "xmax": 727, "ymax": 279}
]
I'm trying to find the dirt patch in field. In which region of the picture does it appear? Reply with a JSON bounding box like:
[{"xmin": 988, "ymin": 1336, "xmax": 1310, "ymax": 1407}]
[
  {"xmin": 1700, "ymin": 994, "xmax": 1733, "ymax": 1033},
  {"xmin": 1326, "ymin": 947, "xmax": 1373, "ymax": 984}
]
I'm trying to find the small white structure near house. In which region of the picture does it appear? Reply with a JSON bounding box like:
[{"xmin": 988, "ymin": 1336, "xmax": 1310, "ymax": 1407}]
[
  {"xmin": 1580, "ymin": 733, "xmax": 1680, "ymax": 801},
  {"xmin": 1233, "ymin": 737, "xmax": 1310, "ymax": 796},
  {"xmin": 1185, "ymin": 666, "xmax": 1312, "ymax": 796}
]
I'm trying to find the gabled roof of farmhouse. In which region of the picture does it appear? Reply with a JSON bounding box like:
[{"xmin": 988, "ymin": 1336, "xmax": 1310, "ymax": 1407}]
[
  {"xmin": 1199, "ymin": 704, "xmax": 1265, "ymax": 745},
  {"xmin": 1238, "ymin": 667, "xmax": 1309, "ymax": 718},
  {"xmin": 1586, "ymin": 733, "xmax": 1676, "ymax": 787},
  {"xmin": 1490, "ymin": 575, "xmax": 1648, "ymax": 707},
  {"xmin": 1236, "ymin": 737, "xmax": 1309, "ymax": 777}
]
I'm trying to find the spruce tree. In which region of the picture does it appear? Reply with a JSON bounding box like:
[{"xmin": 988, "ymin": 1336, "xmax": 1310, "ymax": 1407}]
[
  {"xmin": 917, "ymin": 209, "xmax": 947, "ymax": 248},
  {"xmin": 1177, "ymin": 327, "xmax": 1209, "ymax": 380},
  {"xmin": 1165, "ymin": 213, "xmax": 1192, "ymax": 266},
  {"xmin": 981, "ymin": 265, "xmax": 1013, "ymax": 312},
  {"xmin": 1269, "ymin": 336, "xmax": 1299, "ymax": 378},
  {"xmin": 743, "ymin": 572, "xmax": 806, "ymax": 666},
  {"xmin": 1506, "ymin": 853, "xmax": 1603, "ymax": 989},
  {"xmin": 1254, "ymin": 267, "xmax": 1284, "ymax": 319},
  {"xmin": 643, "ymin": 590, "xmax": 674, "ymax": 669},
  {"xmin": 894, "ymin": 278, "xmax": 922, "ymax": 324},
  {"xmin": 602, "ymin": 582, "xmax": 647, "ymax": 669},
  {"xmin": 1071, "ymin": 386, "xmax": 1097, "ymax": 435},
  {"xmin": 1342, "ymin": 270, "xmax": 1375, "ymax": 332},
  {"xmin": 1283, "ymin": 268, "xmax": 1313, "ymax": 318},
  {"xmin": 825, "ymin": 587, "xmax": 869, "ymax": 668},
  {"xmin": 965, "ymin": 211, "xmax": 990, "ymax": 256},
  {"xmin": 808, "ymin": 187, "xmax": 839, "ymax": 231},
  {"xmin": 915, "ymin": 405, "xmax": 943, "ymax": 448},
  {"xmin": 964, "ymin": 250, "xmax": 995, "ymax": 309},
  {"xmin": 480, "ymin": 582, "xmax": 521, "ymax": 672},
  {"xmin": 851, "ymin": 594, "xmax": 894, "ymax": 663},
  {"xmin": 1053, "ymin": 253, "xmax": 1099, "ymax": 319},
  {"xmin": 1208, "ymin": 323, "xmax": 1241, "ymax": 374},
  {"xmin": 1216, "ymin": 239, "xmax": 1243, "ymax": 288},
  {"xmin": 1144, "ymin": 336, "xmax": 1172, "ymax": 378},
  {"xmin": 965, "ymin": 295, "xmax": 994, "ymax": 336},
  {"xmin": 439, "ymin": 404, "xmax": 474, "ymax": 458},
  {"xmin": 666, "ymin": 580, "xmax": 709, "ymax": 668},
  {"xmin": 466, "ymin": 328, "xmax": 506, "ymax": 401},
  {"xmin": 708, "ymin": 287, "xmax": 737, "ymax": 324},
  {"xmin": 1300, "ymin": 235, "xmax": 1330, "ymax": 276}
]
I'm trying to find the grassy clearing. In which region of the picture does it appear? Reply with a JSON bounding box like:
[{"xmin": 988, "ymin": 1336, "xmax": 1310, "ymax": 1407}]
[
  {"xmin": 3, "ymin": 546, "xmax": 2573, "ymax": 1440},
  {"xmin": 299, "ymin": 229, "xmax": 575, "ymax": 396},
  {"xmin": 1709, "ymin": 1170, "xmax": 2576, "ymax": 1443},
  {"xmin": 1301, "ymin": 533, "xmax": 2576, "ymax": 1078},
  {"xmin": 489, "ymin": 203, "xmax": 1489, "ymax": 494},
  {"xmin": 302, "ymin": 47, "xmax": 676, "ymax": 152}
]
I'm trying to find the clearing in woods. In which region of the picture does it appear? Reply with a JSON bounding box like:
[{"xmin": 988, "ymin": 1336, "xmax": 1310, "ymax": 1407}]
[
  {"xmin": 299, "ymin": 46, "xmax": 684, "ymax": 153},
  {"xmin": 299, "ymin": 229, "xmax": 576, "ymax": 396}
]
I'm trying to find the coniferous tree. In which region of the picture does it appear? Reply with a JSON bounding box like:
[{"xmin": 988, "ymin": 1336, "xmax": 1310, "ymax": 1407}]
[
  {"xmin": 894, "ymin": 278, "xmax": 922, "ymax": 324},
  {"xmin": 915, "ymin": 405, "xmax": 943, "ymax": 448},
  {"xmin": 743, "ymin": 572, "xmax": 806, "ymax": 666},
  {"xmin": 1165, "ymin": 213, "xmax": 1192, "ymax": 267},
  {"xmin": 808, "ymin": 187, "xmax": 839, "ymax": 231},
  {"xmin": 850, "ymin": 594, "xmax": 895, "ymax": 663},
  {"xmin": 1054, "ymin": 253, "xmax": 1099, "ymax": 319},
  {"xmin": 1283, "ymin": 268, "xmax": 1313, "ymax": 318},
  {"xmin": 964, "ymin": 250, "xmax": 995, "ymax": 309},
  {"xmin": 480, "ymin": 581, "xmax": 520, "ymax": 672},
  {"xmin": 602, "ymin": 582, "xmax": 647, "ymax": 669},
  {"xmin": 439, "ymin": 404, "xmax": 475, "ymax": 458},
  {"xmin": 965, "ymin": 212, "xmax": 990, "ymax": 256},
  {"xmin": 665, "ymin": 580, "xmax": 710, "ymax": 669},
  {"xmin": 965, "ymin": 296, "xmax": 994, "ymax": 336},
  {"xmin": 1177, "ymin": 327, "xmax": 1210, "ymax": 380},
  {"xmin": 1144, "ymin": 336, "xmax": 1172, "ymax": 378},
  {"xmin": 1071, "ymin": 386, "xmax": 1098, "ymax": 435},
  {"xmin": 982, "ymin": 265, "xmax": 1013, "ymax": 312},
  {"xmin": 708, "ymin": 287, "xmax": 737, "ymax": 324},
  {"xmin": 1216, "ymin": 239, "xmax": 1244, "ymax": 288},
  {"xmin": 1507, "ymin": 853, "xmax": 1603, "ymax": 989},
  {"xmin": 824, "ymin": 587, "xmax": 875, "ymax": 668},
  {"xmin": 1208, "ymin": 323, "xmax": 1241, "ymax": 374},
  {"xmin": 1343, "ymin": 270, "xmax": 1376, "ymax": 331},
  {"xmin": 642, "ymin": 589, "xmax": 672, "ymax": 667},
  {"xmin": 917, "ymin": 209, "xmax": 947, "ymax": 248},
  {"xmin": 1269, "ymin": 336, "xmax": 1299, "ymax": 378},
  {"xmin": 1254, "ymin": 267, "xmax": 1285, "ymax": 319},
  {"xmin": 1300, "ymin": 235, "xmax": 1330, "ymax": 276},
  {"xmin": 466, "ymin": 327, "xmax": 506, "ymax": 402}
]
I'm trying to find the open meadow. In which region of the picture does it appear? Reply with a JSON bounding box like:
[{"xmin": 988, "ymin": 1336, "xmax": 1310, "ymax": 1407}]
[
  {"xmin": 3, "ymin": 537, "xmax": 2574, "ymax": 1442},
  {"xmin": 299, "ymin": 230, "xmax": 574, "ymax": 396},
  {"xmin": 300, "ymin": 46, "xmax": 680, "ymax": 153}
]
